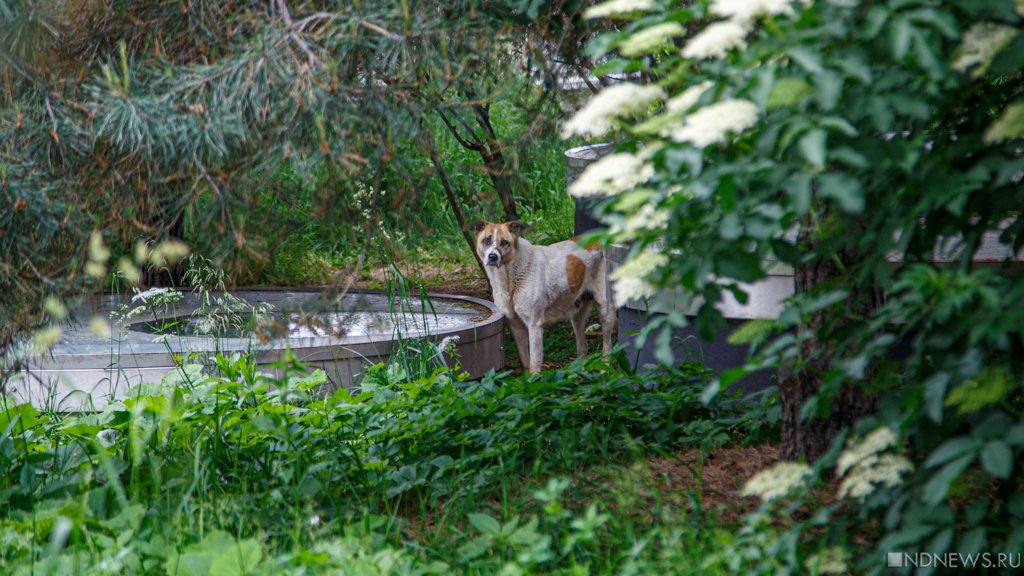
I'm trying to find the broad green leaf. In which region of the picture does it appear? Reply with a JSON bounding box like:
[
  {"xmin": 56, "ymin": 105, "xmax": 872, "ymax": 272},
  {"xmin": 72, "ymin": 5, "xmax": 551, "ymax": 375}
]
[
  {"xmin": 467, "ymin": 512, "xmax": 501, "ymax": 536},
  {"xmin": 1006, "ymin": 424, "xmax": 1024, "ymax": 446},
  {"xmin": 798, "ymin": 129, "xmax": 827, "ymax": 169},
  {"xmin": 457, "ymin": 536, "xmax": 491, "ymax": 561},
  {"xmin": 924, "ymin": 436, "xmax": 981, "ymax": 468},
  {"xmin": 1009, "ymin": 493, "xmax": 1024, "ymax": 518},
  {"xmin": 0, "ymin": 404, "xmax": 42, "ymax": 432},
  {"xmin": 927, "ymin": 528, "xmax": 953, "ymax": 558},
  {"xmin": 786, "ymin": 171, "xmax": 813, "ymax": 215},
  {"xmin": 766, "ymin": 78, "xmax": 811, "ymax": 109},
  {"xmin": 814, "ymin": 71, "xmax": 844, "ymax": 111},
  {"xmin": 907, "ymin": 9, "xmax": 958, "ymax": 38},
  {"xmin": 891, "ymin": 17, "xmax": 914, "ymax": 59},
  {"xmin": 818, "ymin": 173, "xmax": 864, "ymax": 213},
  {"xmin": 945, "ymin": 367, "xmax": 1014, "ymax": 414},
  {"xmin": 835, "ymin": 54, "xmax": 873, "ymax": 84},
  {"xmin": 959, "ymin": 527, "xmax": 987, "ymax": 558},
  {"xmin": 819, "ymin": 116, "xmax": 858, "ymax": 137},
  {"xmin": 864, "ymin": 6, "xmax": 889, "ymax": 39},
  {"xmin": 586, "ymin": 30, "xmax": 629, "ymax": 59},
  {"xmin": 719, "ymin": 212, "xmax": 742, "ymax": 240},
  {"xmin": 923, "ymin": 454, "xmax": 974, "ymax": 505},
  {"xmin": 786, "ymin": 46, "xmax": 824, "ymax": 75},
  {"xmin": 980, "ymin": 440, "xmax": 1013, "ymax": 479},
  {"xmin": 923, "ymin": 373, "xmax": 949, "ymax": 423},
  {"xmin": 654, "ymin": 324, "xmax": 675, "ymax": 366},
  {"xmin": 727, "ymin": 319, "xmax": 775, "ymax": 346},
  {"xmin": 508, "ymin": 518, "xmax": 543, "ymax": 546},
  {"xmin": 209, "ymin": 539, "xmax": 262, "ymax": 576}
]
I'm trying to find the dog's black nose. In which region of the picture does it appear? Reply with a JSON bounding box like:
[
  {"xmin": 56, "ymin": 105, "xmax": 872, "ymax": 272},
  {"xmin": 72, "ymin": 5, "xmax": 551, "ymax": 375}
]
[{"xmin": 487, "ymin": 253, "xmax": 498, "ymax": 263}]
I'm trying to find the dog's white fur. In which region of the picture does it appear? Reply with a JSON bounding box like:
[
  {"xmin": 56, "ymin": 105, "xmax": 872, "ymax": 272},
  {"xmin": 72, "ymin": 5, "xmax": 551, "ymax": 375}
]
[{"xmin": 472, "ymin": 220, "xmax": 615, "ymax": 373}]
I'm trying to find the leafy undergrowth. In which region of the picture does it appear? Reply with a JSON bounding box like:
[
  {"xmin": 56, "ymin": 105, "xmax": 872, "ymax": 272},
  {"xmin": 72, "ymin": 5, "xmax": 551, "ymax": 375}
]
[{"xmin": 0, "ymin": 352, "xmax": 779, "ymax": 575}]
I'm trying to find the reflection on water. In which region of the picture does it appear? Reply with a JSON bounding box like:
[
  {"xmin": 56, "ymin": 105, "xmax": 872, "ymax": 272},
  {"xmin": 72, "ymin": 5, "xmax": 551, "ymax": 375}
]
[{"xmin": 129, "ymin": 311, "xmax": 469, "ymax": 340}]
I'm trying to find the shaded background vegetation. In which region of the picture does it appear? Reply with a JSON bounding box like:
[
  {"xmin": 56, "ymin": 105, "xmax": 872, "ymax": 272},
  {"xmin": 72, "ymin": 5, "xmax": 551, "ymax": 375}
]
[{"xmin": 1, "ymin": 0, "xmax": 605, "ymax": 359}]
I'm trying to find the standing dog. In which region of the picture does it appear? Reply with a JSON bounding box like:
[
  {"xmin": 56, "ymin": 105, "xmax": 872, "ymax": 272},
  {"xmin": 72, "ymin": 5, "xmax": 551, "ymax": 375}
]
[{"xmin": 471, "ymin": 220, "xmax": 615, "ymax": 373}]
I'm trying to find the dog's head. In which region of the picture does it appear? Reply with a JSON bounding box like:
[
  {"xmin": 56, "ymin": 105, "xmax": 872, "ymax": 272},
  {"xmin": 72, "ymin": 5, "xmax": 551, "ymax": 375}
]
[{"xmin": 470, "ymin": 220, "xmax": 528, "ymax": 268}]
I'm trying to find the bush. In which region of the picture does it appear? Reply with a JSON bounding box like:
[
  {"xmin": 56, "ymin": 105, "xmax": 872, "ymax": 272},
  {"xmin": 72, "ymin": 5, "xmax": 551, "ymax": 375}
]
[
  {"xmin": 573, "ymin": 0, "xmax": 1024, "ymax": 572},
  {"xmin": 0, "ymin": 350, "xmax": 766, "ymax": 573}
]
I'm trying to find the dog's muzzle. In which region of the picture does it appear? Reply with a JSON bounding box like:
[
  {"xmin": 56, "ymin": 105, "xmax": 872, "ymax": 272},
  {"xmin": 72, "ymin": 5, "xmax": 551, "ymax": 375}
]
[{"xmin": 486, "ymin": 252, "xmax": 500, "ymax": 267}]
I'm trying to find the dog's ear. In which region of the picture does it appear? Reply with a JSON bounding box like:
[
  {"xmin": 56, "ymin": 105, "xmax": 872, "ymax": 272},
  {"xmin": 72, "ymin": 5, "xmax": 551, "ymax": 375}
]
[
  {"xmin": 470, "ymin": 220, "xmax": 487, "ymax": 234},
  {"xmin": 506, "ymin": 221, "xmax": 530, "ymax": 237}
]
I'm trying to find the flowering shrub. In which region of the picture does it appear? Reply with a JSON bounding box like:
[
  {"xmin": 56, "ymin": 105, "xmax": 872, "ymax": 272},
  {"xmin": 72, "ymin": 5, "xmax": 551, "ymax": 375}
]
[{"xmin": 570, "ymin": 0, "xmax": 1024, "ymax": 571}]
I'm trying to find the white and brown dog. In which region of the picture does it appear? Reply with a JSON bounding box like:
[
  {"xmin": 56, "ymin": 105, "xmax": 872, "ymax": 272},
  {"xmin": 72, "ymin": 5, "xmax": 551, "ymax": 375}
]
[{"xmin": 471, "ymin": 220, "xmax": 615, "ymax": 373}]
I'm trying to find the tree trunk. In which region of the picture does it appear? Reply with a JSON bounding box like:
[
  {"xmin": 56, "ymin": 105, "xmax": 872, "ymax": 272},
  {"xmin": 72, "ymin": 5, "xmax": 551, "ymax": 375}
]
[
  {"xmin": 422, "ymin": 132, "xmax": 491, "ymax": 290},
  {"xmin": 472, "ymin": 104, "xmax": 519, "ymax": 222},
  {"xmin": 435, "ymin": 104, "xmax": 520, "ymax": 223},
  {"xmin": 778, "ymin": 219, "xmax": 882, "ymax": 462}
]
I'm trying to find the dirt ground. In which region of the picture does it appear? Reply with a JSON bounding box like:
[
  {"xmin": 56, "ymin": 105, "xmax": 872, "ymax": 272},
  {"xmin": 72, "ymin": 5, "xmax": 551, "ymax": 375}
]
[
  {"xmin": 574, "ymin": 446, "xmax": 782, "ymax": 526},
  {"xmin": 352, "ymin": 262, "xmax": 490, "ymax": 299}
]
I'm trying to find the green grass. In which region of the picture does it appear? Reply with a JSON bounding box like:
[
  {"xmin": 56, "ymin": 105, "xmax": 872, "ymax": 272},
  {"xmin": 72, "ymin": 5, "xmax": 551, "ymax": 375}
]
[
  {"xmin": 182, "ymin": 89, "xmax": 575, "ymax": 288},
  {"xmin": 0, "ymin": 349, "xmax": 776, "ymax": 575}
]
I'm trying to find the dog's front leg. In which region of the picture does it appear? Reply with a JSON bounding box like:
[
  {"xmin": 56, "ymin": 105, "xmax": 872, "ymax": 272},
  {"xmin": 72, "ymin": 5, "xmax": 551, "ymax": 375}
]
[
  {"xmin": 527, "ymin": 323, "xmax": 544, "ymax": 373},
  {"xmin": 507, "ymin": 316, "xmax": 531, "ymax": 371}
]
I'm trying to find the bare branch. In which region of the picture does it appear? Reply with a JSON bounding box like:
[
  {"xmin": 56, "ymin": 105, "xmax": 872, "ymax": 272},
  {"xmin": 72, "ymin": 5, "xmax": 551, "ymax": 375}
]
[{"xmin": 436, "ymin": 109, "xmax": 485, "ymax": 153}]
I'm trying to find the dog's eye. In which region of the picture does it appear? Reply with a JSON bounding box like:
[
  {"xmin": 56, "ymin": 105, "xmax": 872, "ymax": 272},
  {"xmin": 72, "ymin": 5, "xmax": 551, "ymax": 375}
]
[
  {"xmin": 482, "ymin": 237, "xmax": 492, "ymax": 246},
  {"xmin": 500, "ymin": 239, "xmax": 509, "ymax": 247}
]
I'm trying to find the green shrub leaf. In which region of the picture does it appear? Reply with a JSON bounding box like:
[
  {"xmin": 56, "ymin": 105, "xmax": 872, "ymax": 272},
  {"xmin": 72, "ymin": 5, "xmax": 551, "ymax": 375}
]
[
  {"xmin": 980, "ymin": 441, "xmax": 1013, "ymax": 480},
  {"xmin": 467, "ymin": 513, "xmax": 502, "ymax": 536}
]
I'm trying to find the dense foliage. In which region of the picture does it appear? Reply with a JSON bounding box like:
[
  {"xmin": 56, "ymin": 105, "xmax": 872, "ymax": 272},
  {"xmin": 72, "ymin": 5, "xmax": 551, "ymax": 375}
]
[
  {"xmin": 0, "ymin": 350, "xmax": 777, "ymax": 574},
  {"xmin": 574, "ymin": 0, "xmax": 1024, "ymax": 571},
  {"xmin": 0, "ymin": 0, "xmax": 597, "ymax": 358}
]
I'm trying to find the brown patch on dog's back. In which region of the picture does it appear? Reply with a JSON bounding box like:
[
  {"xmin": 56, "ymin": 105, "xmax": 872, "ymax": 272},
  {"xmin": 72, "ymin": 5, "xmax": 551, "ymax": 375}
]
[
  {"xmin": 570, "ymin": 235, "xmax": 600, "ymax": 251},
  {"xmin": 566, "ymin": 254, "xmax": 586, "ymax": 293}
]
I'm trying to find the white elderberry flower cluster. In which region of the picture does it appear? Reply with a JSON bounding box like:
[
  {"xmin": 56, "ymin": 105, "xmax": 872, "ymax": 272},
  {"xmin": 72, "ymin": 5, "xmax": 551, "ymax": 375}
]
[
  {"xmin": 561, "ymin": 83, "xmax": 666, "ymax": 139},
  {"xmin": 681, "ymin": 21, "xmax": 747, "ymax": 59},
  {"xmin": 984, "ymin": 102, "xmax": 1024, "ymax": 144},
  {"xmin": 837, "ymin": 427, "xmax": 913, "ymax": 500},
  {"xmin": 741, "ymin": 461, "xmax": 812, "ymax": 502},
  {"xmin": 670, "ymin": 99, "xmax": 760, "ymax": 148},
  {"xmin": 952, "ymin": 23, "xmax": 1018, "ymax": 78},
  {"xmin": 610, "ymin": 202, "xmax": 670, "ymax": 240},
  {"xmin": 680, "ymin": 0, "xmax": 809, "ymax": 61},
  {"xmin": 666, "ymin": 81, "xmax": 713, "ymax": 114},
  {"xmin": 620, "ymin": 22, "xmax": 686, "ymax": 57},
  {"xmin": 609, "ymin": 252, "xmax": 667, "ymax": 307},
  {"xmin": 583, "ymin": 0, "xmax": 656, "ymax": 19},
  {"xmin": 568, "ymin": 153, "xmax": 654, "ymax": 197},
  {"xmin": 710, "ymin": 0, "xmax": 802, "ymax": 23}
]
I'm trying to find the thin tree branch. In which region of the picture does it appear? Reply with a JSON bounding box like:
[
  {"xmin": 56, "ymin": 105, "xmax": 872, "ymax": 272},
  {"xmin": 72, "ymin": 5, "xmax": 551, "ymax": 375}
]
[
  {"xmin": 274, "ymin": 0, "xmax": 319, "ymax": 67},
  {"xmin": 423, "ymin": 130, "xmax": 491, "ymax": 289},
  {"xmin": 436, "ymin": 109, "xmax": 485, "ymax": 153},
  {"xmin": 359, "ymin": 20, "xmax": 404, "ymax": 41}
]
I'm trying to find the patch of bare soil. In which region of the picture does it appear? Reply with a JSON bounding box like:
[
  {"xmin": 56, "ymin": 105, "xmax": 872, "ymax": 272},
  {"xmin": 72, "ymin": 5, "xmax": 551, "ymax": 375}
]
[
  {"xmin": 352, "ymin": 262, "xmax": 490, "ymax": 299},
  {"xmin": 575, "ymin": 446, "xmax": 781, "ymax": 526}
]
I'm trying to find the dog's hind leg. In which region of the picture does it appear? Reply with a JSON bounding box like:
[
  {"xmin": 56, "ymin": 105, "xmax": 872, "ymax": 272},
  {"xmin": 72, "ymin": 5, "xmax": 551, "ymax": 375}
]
[
  {"xmin": 599, "ymin": 302, "xmax": 616, "ymax": 354},
  {"xmin": 571, "ymin": 301, "xmax": 591, "ymax": 358},
  {"xmin": 527, "ymin": 323, "xmax": 544, "ymax": 373},
  {"xmin": 594, "ymin": 256, "xmax": 617, "ymax": 354}
]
